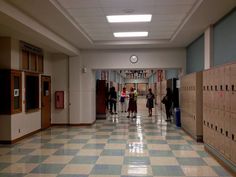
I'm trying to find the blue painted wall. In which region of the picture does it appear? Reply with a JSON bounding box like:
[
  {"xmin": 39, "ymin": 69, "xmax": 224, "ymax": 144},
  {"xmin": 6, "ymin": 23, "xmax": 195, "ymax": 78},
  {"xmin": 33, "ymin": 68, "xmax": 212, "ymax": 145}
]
[
  {"xmin": 186, "ymin": 34, "xmax": 204, "ymax": 74},
  {"xmin": 166, "ymin": 69, "xmax": 179, "ymax": 80},
  {"xmin": 213, "ymin": 9, "xmax": 236, "ymax": 66}
]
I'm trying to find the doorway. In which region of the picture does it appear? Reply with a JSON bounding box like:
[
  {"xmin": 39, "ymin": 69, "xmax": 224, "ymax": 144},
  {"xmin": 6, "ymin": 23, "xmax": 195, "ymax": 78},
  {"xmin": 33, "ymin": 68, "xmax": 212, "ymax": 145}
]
[{"xmin": 41, "ymin": 75, "xmax": 51, "ymax": 129}]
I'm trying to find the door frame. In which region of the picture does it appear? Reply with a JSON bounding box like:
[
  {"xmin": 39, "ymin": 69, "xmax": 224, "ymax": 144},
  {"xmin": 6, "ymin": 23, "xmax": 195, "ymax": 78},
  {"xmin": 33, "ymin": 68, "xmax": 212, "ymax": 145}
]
[{"xmin": 41, "ymin": 75, "xmax": 51, "ymax": 129}]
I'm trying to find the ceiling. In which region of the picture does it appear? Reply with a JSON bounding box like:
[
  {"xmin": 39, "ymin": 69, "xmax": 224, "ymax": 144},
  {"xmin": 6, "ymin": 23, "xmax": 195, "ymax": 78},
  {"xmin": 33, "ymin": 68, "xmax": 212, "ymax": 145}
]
[
  {"xmin": 0, "ymin": 0, "xmax": 235, "ymax": 54},
  {"xmin": 57, "ymin": 0, "xmax": 197, "ymax": 41}
]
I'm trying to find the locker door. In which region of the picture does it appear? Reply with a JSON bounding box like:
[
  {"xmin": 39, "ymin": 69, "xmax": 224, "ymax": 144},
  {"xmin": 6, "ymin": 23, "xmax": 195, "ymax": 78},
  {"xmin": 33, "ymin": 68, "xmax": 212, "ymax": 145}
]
[
  {"xmin": 225, "ymin": 65, "xmax": 231, "ymax": 112},
  {"xmin": 218, "ymin": 111, "xmax": 225, "ymax": 154},
  {"xmin": 230, "ymin": 64, "xmax": 236, "ymax": 113},
  {"xmin": 224, "ymin": 112, "xmax": 231, "ymax": 159},
  {"xmin": 230, "ymin": 113, "xmax": 236, "ymax": 163}
]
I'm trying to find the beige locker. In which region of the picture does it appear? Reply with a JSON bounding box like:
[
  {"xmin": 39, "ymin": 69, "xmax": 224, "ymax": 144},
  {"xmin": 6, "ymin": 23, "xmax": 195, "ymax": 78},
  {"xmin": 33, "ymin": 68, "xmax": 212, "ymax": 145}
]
[
  {"xmin": 230, "ymin": 113, "xmax": 236, "ymax": 163},
  {"xmin": 213, "ymin": 91, "xmax": 219, "ymax": 109},
  {"xmin": 214, "ymin": 109, "xmax": 220, "ymax": 133},
  {"xmin": 218, "ymin": 91, "xmax": 225, "ymax": 111},
  {"xmin": 209, "ymin": 91, "xmax": 214, "ymax": 109},
  {"xmin": 231, "ymin": 140, "xmax": 236, "ymax": 164},
  {"xmin": 230, "ymin": 64, "xmax": 236, "ymax": 113},
  {"xmin": 224, "ymin": 112, "xmax": 231, "ymax": 139},
  {"xmin": 225, "ymin": 91, "xmax": 231, "ymax": 112},
  {"xmin": 225, "ymin": 65, "xmax": 231, "ymax": 90},
  {"xmin": 224, "ymin": 137, "xmax": 231, "ymax": 159},
  {"xmin": 231, "ymin": 64, "xmax": 236, "ymax": 85},
  {"xmin": 224, "ymin": 112, "xmax": 231, "ymax": 158},
  {"xmin": 231, "ymin": 90, "xmax": 236, "ymax": 114},
  {"xmin": 218, "ymin": 66, "xmax": 225, "ymax": 90},
  {"xmin": 218, "ymin": 111, "xmax": 225, "ymax": 154}
]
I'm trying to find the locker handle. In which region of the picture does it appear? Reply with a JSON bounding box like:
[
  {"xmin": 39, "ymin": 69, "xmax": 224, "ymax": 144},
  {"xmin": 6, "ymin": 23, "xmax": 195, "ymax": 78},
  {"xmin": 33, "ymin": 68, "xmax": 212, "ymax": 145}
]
[
  {"xmin": 211, "ymin": 86, "xmax": 213, "ymax": 91},
  {"xmin": 220, "ymin": 85, "xmax": 223, "ymax": 91},
  {"xmin": 215, "ymin": 126, "xmax": 217, "ymax": 131},
  {"xmin": 207, "ymin": 122, "xmax": 209, "ymax": 127},
  {"xmin": 207, "ymin": 86, "xmax": 209, "ymax": 91},
  {"xmin": 215, "ymin": 86, "xmax": 217, "ymax": 91},
  {"xmin": 232, "ymin": 85, "xmax": 235, "ymax": 91},
  {"xmin": 203, "ymin": 120, "xmax": 206, "ymax": 125},
  {"xmin": 226, "ymin": 131, "xmax": 228, "ymax": 137},
  {"xmin": 211, "ymin": 124, "xmax": 213, "ymax": 129},
  {"xmin": 226, "ymin": 85, "xmax": 228, "ymax": 91},
  {"xmin": 232, "ymin": 134, "xmax": 235, "ymax": 141},
  {"xmin": 220, "ymin": 128, "xmax": 223, "ymax": 134}
]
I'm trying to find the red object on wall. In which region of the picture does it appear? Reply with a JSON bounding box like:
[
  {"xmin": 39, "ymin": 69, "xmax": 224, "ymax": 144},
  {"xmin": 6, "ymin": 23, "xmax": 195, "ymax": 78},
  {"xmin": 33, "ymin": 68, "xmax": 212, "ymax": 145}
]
[{"xmin": 55, "ymin": 91, "xmax": 64, "ymax": 109}]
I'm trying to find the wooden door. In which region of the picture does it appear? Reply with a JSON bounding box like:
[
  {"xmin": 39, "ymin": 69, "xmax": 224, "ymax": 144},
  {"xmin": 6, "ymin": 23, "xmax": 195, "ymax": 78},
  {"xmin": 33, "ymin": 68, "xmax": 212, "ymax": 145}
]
[
  {"xmin": 96, "ymin": 80, "xmax": 106, "ymax": 114},
  {"xmin": 41, "ymin": 76, "xmax": 51, "ymax": 129}
]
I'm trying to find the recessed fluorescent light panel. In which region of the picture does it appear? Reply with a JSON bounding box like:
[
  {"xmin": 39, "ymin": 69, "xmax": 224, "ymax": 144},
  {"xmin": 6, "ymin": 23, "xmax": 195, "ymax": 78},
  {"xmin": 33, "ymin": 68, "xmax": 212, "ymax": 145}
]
[
  {"xmin": 107, "ymin": 14, "xmax": 152, "ymax": 23},
  {"xmin": 114, "ymin": 32, "xmax": 148, "ymax": 38}
]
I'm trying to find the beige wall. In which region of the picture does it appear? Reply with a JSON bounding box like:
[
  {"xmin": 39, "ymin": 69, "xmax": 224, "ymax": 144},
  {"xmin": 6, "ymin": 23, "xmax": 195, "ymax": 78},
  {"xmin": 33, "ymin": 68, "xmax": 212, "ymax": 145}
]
[
  {"xmin": 51, "ymin": 54, "xmax": 69, "ymax": 124},
  {"xmin": 68, "ymin": 48, "xmax": 186, "ymax": 124},
  {"xmin": 81, "ymin": 48, "xmax": 186, "ymax": 71},
  {"xmin": 0, "ymin": 37, "xmax": 70, "ymax": 141}
]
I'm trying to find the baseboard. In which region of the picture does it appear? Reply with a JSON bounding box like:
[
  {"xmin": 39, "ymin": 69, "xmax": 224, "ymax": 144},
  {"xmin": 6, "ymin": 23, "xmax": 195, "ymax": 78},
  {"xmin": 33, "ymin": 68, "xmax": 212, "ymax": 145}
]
[
  {"xmin": 0, "ymin": 128, "xmax": 42, "ymax": 144},
  {"xmin": 96, "ymin": 113, "xmax": 106, "ymax": 119},
  {"xmin": 51, "ymin": 120, "xmax": 96, "ymax": 127},
  {"xmin": 205, "ymin": 144, "xmax": 236, "ymax": 177},
  {"xmin": 1, "ymin": 120, "xmax": 97, "ymax": 144},
  {"xmin": 181, "ymin": 127, "xmax": 203, "ymax": 142}
]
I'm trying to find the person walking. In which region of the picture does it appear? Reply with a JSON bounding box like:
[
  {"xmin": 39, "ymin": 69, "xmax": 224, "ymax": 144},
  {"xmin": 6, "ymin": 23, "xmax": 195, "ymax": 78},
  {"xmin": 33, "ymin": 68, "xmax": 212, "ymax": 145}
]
[
  {"xmin": 162, "ymin": 87, "xmax": 173, "ymax": 121},
  {"xmin": 133, "ymin": 88, "xmax": 138, "ymax": 118},
  {"xmin": 127, "ymin": 87, "xmax": 136, "ymax": 118},
  {"xmin": 109, "ymin": 87, "xmax": 117, "ymax": 114},
  {"xmin": 120, "ymin": 87, "xmax": 127, "ymax": 112},
  {"xmin": 146, "ymin": 88, "xmax": 155, "ymax": 117}
]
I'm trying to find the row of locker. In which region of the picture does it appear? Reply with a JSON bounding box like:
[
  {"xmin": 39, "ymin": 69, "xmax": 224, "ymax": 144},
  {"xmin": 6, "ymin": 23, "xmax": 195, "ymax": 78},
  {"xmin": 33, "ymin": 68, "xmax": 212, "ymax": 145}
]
[
  {"xmin": 180, "ymin": 72, "xmax": 203, "ymax": 141},
  {"xmin": 203, "ymin": 91, "xmax": 236, "ymax": 112},
  {"xmin": 203, "ymin": 111, "xmax": 236, "ymax": 164},
  {"xmin": 203, "ymin": 63, "xmax": 236, "ymax": 170},
  {"xmin": 203, "ymin": 63, "xmax": 236, "ymax": 87}
]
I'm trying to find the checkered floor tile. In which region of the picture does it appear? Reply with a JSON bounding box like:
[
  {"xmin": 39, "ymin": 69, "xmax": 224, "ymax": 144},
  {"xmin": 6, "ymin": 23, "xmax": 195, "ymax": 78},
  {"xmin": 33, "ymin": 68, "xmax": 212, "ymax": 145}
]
[{"xmin": 0, "ymin": 98, "xmax": 233, "ymax": 177}]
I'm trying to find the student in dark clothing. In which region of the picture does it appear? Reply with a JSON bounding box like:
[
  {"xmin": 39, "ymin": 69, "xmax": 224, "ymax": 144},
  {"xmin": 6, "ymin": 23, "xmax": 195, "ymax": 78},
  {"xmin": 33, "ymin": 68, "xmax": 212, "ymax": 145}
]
[
  {"xmin": 162, "ymin": 88, "xmax": 172, "ymax": 121},
  {"xmin": 109, "ymin": 87, "xmax": 117, "ymax": 114},
  {"xmin": 146, "ymin": 88, "xmax": 155, "ymax": 117}
]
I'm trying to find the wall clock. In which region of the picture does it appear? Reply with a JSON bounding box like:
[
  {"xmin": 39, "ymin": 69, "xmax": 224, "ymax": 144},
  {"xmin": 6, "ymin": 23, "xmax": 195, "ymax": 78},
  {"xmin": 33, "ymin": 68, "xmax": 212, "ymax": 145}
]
[{"xmin": 130, "ymin": 55, "xmax": 138, "ymax": 64}]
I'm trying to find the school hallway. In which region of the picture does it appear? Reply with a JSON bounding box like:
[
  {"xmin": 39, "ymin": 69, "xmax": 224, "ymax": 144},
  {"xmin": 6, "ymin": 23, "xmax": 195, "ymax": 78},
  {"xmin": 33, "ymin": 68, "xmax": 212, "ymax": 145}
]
[{"xmin": 0, "ymin": 97, "xmax": 232, "ymax": 177}]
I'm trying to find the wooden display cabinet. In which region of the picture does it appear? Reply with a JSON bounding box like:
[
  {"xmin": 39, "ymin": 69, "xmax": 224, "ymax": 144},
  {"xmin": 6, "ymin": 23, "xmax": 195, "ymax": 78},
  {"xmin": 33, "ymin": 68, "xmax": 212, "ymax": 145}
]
[{"xmin": 0, "ymin": 69, "xmax": 22, "ymax": 114}]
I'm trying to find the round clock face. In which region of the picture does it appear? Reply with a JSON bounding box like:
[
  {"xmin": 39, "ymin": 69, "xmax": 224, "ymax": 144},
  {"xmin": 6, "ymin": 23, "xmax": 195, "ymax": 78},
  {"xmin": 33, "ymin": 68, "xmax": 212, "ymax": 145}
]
[{"xmin": 130, "ymin": 55, "xmax": 138, "ymax": 64}]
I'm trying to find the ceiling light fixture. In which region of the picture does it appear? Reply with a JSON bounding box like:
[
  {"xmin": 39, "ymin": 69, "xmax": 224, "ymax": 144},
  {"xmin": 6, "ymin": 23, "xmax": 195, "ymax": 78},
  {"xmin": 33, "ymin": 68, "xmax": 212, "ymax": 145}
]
[
  {"xmin": 107, "ymin": 14, "xmax": 152, "ymax": 23},
  {"xmin": 114, "ymin": 32, "xmax": 148, "ymax": 38}
]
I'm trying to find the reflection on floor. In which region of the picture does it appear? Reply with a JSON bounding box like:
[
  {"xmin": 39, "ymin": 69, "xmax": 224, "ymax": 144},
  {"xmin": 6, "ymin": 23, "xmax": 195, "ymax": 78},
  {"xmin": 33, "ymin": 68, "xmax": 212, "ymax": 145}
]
[{"xmin": 0, "ymin": 98, "xmax": 232, "ymax": 177}]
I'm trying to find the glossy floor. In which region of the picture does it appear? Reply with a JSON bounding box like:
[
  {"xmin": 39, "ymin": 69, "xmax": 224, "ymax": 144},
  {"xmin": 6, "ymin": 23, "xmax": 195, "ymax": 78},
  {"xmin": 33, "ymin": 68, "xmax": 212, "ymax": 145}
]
[{"xmin": 0, "ymin": 99, "xmax": 232, "ymax": 177}]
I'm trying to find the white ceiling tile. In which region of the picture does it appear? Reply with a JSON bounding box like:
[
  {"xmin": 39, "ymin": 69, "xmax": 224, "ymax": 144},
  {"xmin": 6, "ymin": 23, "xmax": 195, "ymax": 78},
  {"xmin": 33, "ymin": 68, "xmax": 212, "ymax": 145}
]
[
  {"xmin": 57, "ymin": 0, "xmax": 197, "ymax": 42},
  {"xmin": 102, "ymin": 7, "xmax": 155, "ymax": 15},
  {"xmin": 151, "ymin": 14, "xmax": 186, "ymax": 21},
  {"xmin": 58, "ymin": 0, "xmax": 100, "ymax": 8},
  {"xmin": 152, "ymin": 4, "xmax": 192, "ymax": 14},
  {"xmin": 82, "ymin": 23, "xmax": 110, "ymax": 29},
  {"xmin": 75, "ymin": 17, "xmax": 107, "ymax": 23},
  {"xmin": 86, "ymin": 28, "xmax": 112, "ymax": 33},
  {"xmin": 99, "ymin": 0, "xmax": 155, "ymax": 8},
  {"xmin": 67, "ymin": 8, "xmax": 104, "ymax": 17},
  {"xmin": 154, "ymin": 0, "xmax": 196, "ymax": 6}
]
